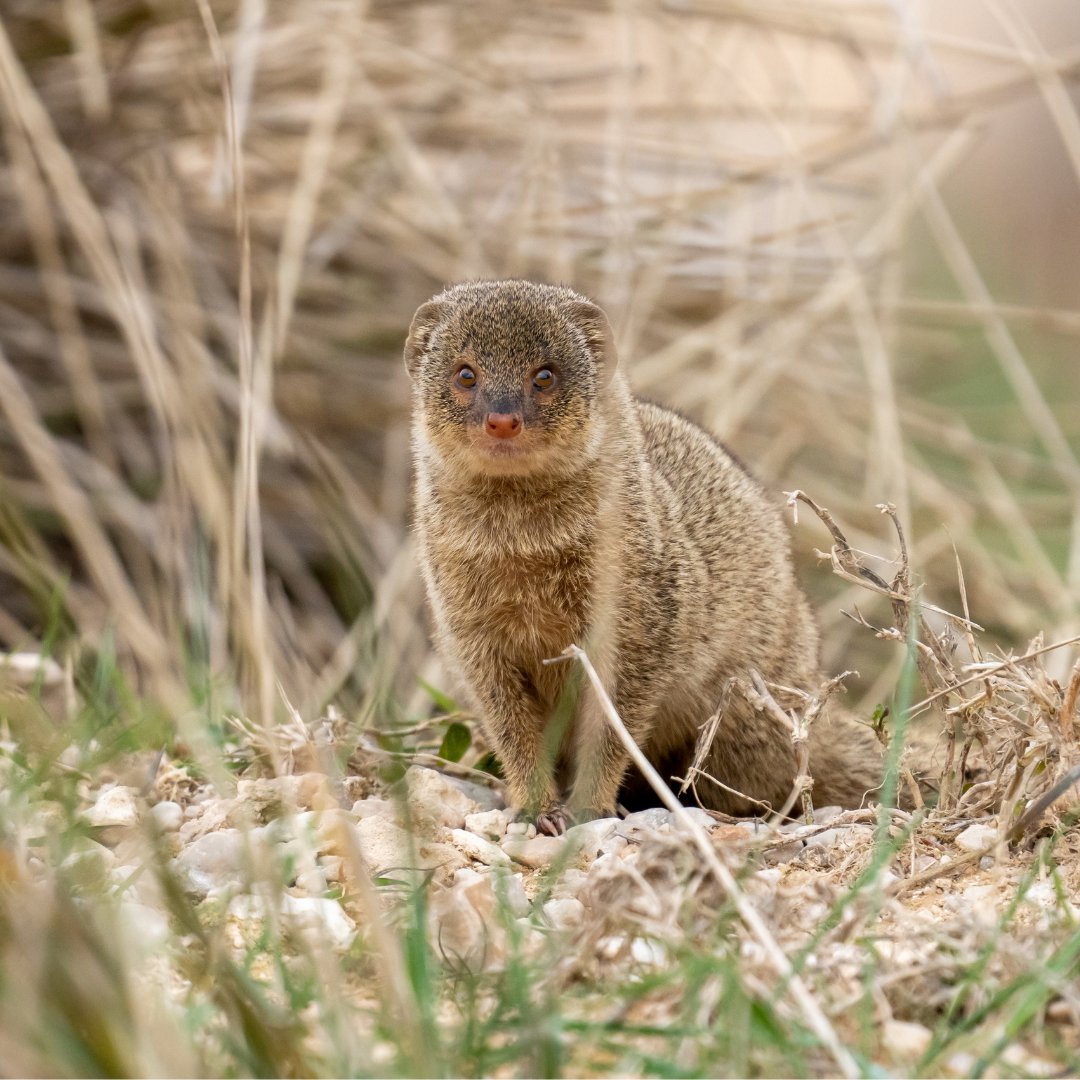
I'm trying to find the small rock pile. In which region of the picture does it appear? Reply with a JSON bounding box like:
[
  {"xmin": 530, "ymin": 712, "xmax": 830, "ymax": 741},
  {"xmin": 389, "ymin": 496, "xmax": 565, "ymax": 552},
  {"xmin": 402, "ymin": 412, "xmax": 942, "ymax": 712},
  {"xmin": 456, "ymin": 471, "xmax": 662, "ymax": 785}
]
[{"xmin": 56, "ymin": 761, "xmax": 893, "ymax": 979}]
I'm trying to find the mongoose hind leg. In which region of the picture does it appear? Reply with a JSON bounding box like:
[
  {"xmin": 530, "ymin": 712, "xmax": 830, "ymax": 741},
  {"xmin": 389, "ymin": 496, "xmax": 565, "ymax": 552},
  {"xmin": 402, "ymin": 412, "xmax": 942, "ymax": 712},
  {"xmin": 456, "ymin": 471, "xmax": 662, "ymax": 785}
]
[
  {"xmin": 691, "ymin": 701, "xmax": 885, "ymax": 815},
  {"xmin": 806, "ymin": 715, "xmax": 884, "ymax": 809},
  {"xmin": 695, "ymin": 697, "xmax": 802, "ymax": 815}
]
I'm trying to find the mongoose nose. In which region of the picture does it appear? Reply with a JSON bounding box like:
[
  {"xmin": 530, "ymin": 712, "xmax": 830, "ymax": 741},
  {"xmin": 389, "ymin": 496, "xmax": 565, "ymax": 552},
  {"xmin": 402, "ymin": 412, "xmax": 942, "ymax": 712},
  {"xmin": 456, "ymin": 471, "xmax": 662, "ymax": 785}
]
[{"xmin": 485, "ymin": 412, "xmax": 522, "ymax": 440}]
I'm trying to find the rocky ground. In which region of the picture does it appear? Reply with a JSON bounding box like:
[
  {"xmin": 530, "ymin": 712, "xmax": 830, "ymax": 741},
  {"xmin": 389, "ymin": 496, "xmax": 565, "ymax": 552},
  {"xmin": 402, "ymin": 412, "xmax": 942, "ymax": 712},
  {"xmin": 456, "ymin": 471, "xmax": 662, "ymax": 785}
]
[{"xmin": 32, "ymin": 751, "xmax": 1079, "ymax": 1077}]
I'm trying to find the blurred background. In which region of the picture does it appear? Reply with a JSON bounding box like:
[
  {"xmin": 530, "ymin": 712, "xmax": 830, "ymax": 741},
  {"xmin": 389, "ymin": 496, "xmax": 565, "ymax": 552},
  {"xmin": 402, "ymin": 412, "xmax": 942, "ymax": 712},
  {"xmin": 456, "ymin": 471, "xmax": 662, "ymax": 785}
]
[{"xmin": 1, "ymin": 0, "xmax": 1079, "ymax": 737}]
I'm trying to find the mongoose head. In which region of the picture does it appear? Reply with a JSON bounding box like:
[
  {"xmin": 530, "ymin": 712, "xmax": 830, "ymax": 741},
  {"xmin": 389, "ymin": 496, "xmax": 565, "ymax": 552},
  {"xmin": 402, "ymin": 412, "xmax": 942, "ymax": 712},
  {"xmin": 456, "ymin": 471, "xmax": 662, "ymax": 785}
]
[{"xmin": 405, "ymin": 280, "xmax": 616, "ymax": 479}]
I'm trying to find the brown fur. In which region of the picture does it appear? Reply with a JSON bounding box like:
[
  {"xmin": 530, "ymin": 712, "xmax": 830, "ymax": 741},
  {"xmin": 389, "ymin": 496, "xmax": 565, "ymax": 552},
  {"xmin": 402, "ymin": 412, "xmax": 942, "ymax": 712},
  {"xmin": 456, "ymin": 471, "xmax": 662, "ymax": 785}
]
[{"xmin": 406, "ymin": 279, "xmax": 882, "ymax": 832}]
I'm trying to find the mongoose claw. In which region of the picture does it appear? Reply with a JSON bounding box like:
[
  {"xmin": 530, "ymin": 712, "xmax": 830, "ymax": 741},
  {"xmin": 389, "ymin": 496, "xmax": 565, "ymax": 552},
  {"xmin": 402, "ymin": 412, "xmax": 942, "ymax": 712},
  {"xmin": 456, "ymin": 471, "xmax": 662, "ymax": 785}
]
[{"xmin": 536, "ymin": 806, "xmax": 572, "ymax": 836}]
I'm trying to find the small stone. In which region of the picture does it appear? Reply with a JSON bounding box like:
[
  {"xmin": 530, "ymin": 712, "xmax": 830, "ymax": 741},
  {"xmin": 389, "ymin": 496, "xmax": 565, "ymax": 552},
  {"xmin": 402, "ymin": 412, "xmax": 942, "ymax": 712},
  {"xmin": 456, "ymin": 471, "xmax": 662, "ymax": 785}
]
[
  {"xmin": 503, "ymin": 834, "xmax": 566, "ymax": 869},
  {"xmin": 955, "ymin": 822, "xmax": 997, "ymax": 852},
  {"xmin": 443, "ymin": 777, "xmax": 504, "ymax": 812},
  {"xmin": 630, "ymin": 938, "xmax": 667, "ymax": 966},
  {"xmin": 120, "ymin": 900, "xmax": 171, "ymax": 948},
  {"xmin": 959, "ymin": 883, "xmax": 1002, "ymax": 926},
  {"xmin": 355, "ymin": 813, "xmax": 466, "ymax": 884},
  {"xmin": 505, "ymin": 821, "xmax": 535, "ymax": 838},
  {"xmin": 550, "ymin": 867, "xmax": 589, "ymax": 899},
  {"xmin": 495, "ymin": 871, "xmax": 531, "ymax": 917},
  {"xmin": 228, "ymin": 892, "xmax": 356, "ymax": 951},
  {"xmin": 598, "ymin": 833, "xmax": 629, "ymax": 857},
  {"xmin": 425, "ymin": 883, "xmax": 484, "ymax": 967},
  {"xmin": 314, "ymin": 808, "xmax": 360, "ymax": 857},
  {"xmin": 0, "ymin": 651, "xmax": 63, "ymax": 686},
  {"xmin": 173, "ymin": 829, "xmax": 247, "ymax": 896},
  {"xmin": 150, "ymin": 800, "xmax": 183, "ymax": 833},
  {"xmin": 542, "ymin": 897, "xmax": 584, "ymax": 931},
  {"xmin": 179, "ymin": 798, "xmax": 234, "ymax": 844},
  {"xmin": 804, "ymin": 829, "xmax": 839, "ymax": 849},
  {"xmin": 233, "ymin": 773, "xmax": 337, "ymax": 825},
  {"xmin": 450, "ymin": 828, "xmax": 512, "ymax": 866},
  {"xmin": 589, "ymin": 852, "xmax": 621, "ymax": 874},
  {"xmin": 764, "ymin": 839, "xmax": 804, "ymax": 865},
  {"xmin": 426, "ymin": 871, "xmax": 506, "ymax": 970},
  {"xmin": 979, "ymin": 855, "xmax": 995, "ymax": 871},
  {"xmin": 710, "ymin": 823, "xmax": 759, "ymax": 847},
  {"xmin": 282, "ymin": 895, "xmax": 356, "ymax": 950},
  {"xmin": 597, "ymin": 934, "xmax": 627, "ymax": 960},
  {"xmin": 294, "ymin": 864, "xmax": 330, "ymax": 895},
  {"xmin": 111, "ymin": 862, "xmax": 165, "ymax": 908},
  {"xmin": 352, "ymin": 797, "xmax": 392, "ymax": 820},
  {"xmin": 403, "ymin": 766, "xmax": 479, "ymax": 830},
  {"xmin": 464, "ymin": 808, "xmax": 509, "ymax": 840},
  {"xmin": 1026, "ymin": 881, "xmax": 1057, "ymax": 907},
  {"xmin": 86, "ymin": 786, "xmax": 140, "ymax": 829},
  {"xmin": 812, "ymin": 805, "xmax": 844, "ymax": 825},
  {"xmin": 319, "ymin": 855, "xmax": 344, "ymax": 883},
  {"xmin": 675, "ymin": 807, "xmax": 716, "ymax": 830},
  {"xmin": 945, "ymin": 1052, "xmax": 976, "ymax": 1076},
  {"xmin": 618, "ymin": 808, "xmax": 671, "ymax": 833},
  {"xmin": 999, "ymin": 1046, "xmax": 1059, "ymax": 1077},
  {"xmin": 564, "ymin": 817, "xmax": 618, "ymax": 859},
  {"xmin": 61, "ymin": 841, "xmax": 116, "ymax": 888},
  {"xmin": 882, "ymin": 1019, "xmax": 931, "ymax": 1060}
]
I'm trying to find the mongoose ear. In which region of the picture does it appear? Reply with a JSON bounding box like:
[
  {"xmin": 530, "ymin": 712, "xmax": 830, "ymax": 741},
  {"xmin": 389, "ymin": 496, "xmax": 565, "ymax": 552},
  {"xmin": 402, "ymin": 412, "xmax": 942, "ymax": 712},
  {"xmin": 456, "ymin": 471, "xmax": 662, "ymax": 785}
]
[
  {"xmin": 404, "ymin": 299, "xmax": 449, "ymax": 378},
  {"xmin": 565, "ymin": 299, "xmax": 617, "ymax": 379}
]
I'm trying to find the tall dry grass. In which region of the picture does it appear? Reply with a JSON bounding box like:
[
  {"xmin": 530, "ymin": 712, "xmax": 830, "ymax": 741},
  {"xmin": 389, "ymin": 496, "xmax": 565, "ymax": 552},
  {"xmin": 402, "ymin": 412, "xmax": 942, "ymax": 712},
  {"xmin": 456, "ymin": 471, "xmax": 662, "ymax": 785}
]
[
  {"xmin": 3, "ymin": 5, "xmax": 1080, "ymax": 1076},
  {"xmin": 1, "ymin": 0, "xmax": 1079, "ymax": 733}
]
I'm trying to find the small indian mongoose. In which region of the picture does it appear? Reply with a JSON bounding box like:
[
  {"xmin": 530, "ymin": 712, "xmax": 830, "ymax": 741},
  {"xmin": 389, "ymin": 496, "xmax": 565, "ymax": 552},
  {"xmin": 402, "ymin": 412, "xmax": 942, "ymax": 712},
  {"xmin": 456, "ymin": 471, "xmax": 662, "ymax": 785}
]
[{"xmin": 406, "ymin": 279, "xmax": 883, "ymax": 834}]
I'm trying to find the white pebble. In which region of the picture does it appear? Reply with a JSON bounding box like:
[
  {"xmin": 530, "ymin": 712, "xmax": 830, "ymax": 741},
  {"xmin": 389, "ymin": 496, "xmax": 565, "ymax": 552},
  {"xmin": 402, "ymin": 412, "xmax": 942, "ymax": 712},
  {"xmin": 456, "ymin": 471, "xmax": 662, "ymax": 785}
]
[
  {"xmin": 503, "ymin": 834, "xmax": 565, "ymax": 869},
  {"xmin": 955, "ymin": 822, "xmax": 997, "ymax": 852},
  {"xmin": 542, "ymin": 897, "xmax": 584, "ymax": 931},
  {"xmin": 883, "ymin": 1019, "xmax": 931, "ymax": 1059},
  {"xmin": 450, "ymin": 828, "xmax": 512, "ymax": 866},
  {"xmin": 86, "ymin": 786, "xmax": 140, "ymax": 829},
  {"xmin": 464, "ymin": 808, "xmax": 509, "ymax": 840},
  {"xmin": 150, "ymin": 800, "xmax": 183, "ymax": 833},
  {"xmin": 804, "ymin": 829, "xmax": 839, "ymax": 849}
]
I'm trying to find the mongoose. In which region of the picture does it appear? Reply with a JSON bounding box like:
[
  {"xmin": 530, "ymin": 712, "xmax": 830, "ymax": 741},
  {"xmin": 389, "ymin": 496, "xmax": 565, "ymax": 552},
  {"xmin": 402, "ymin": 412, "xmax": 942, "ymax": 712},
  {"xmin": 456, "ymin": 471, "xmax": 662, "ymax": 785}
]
[{"xmin": 405, "ymin": 279, "xmax": 883, "ymax": 834}]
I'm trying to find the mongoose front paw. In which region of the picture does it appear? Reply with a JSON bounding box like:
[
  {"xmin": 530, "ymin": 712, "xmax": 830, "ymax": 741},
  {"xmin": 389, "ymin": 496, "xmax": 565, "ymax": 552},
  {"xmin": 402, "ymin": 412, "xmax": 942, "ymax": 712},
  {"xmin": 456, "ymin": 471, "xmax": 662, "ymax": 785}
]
[{"xmin": 536, "ymin": 806, "xmax": 572, "ymax": 836}]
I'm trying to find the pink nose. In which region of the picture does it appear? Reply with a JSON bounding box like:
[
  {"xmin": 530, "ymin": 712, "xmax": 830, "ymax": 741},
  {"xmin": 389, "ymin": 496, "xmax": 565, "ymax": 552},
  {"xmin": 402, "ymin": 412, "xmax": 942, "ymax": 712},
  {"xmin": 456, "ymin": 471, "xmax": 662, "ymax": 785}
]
[{"xmin": 485, "ymin": 412, "xmax": 522, "ymax": 440}]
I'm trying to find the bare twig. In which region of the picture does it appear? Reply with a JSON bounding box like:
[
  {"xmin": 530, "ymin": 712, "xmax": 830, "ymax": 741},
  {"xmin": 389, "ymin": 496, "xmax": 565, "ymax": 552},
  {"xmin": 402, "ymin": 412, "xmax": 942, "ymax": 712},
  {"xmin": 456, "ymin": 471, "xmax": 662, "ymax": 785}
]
[
  {"xmin": 908, "ymin": 635, "xmax": 1080, "ymax": 717},
  {"xmin": 552, "ymin": 644, "xmax": 861, "ymax": 1080}
]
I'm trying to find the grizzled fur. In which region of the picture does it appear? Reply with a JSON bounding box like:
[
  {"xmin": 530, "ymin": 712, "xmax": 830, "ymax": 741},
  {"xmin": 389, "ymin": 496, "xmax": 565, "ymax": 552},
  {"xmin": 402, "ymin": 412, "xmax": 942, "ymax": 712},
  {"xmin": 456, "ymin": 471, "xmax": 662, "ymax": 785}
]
[{"xmin": 406, "ymin": 279, "xmax": 882, "ymax": 833}]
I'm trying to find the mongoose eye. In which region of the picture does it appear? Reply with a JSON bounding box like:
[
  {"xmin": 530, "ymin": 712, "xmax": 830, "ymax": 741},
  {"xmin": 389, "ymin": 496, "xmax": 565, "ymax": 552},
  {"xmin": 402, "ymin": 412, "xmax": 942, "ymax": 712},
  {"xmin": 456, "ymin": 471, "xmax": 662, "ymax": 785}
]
[
  {"xmin": 455, "ymin": 366, "xmax": 477, "ymax": 390},
  {"xmin": 532, "ymin": 368, "xmax": 556, "ymax": 391}
]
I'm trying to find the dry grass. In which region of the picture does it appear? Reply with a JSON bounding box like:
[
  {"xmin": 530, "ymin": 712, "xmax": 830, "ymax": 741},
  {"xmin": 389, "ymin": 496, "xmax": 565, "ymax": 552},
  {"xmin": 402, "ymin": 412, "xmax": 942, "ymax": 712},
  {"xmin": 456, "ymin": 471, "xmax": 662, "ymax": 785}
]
[
  {"xmin": 1, "ymin": 1, "xmax": 1078, "ymax": 718},
  {"xmin": 2, "ymin": 1, "xmax": 1080, "ymax": 1075}
]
